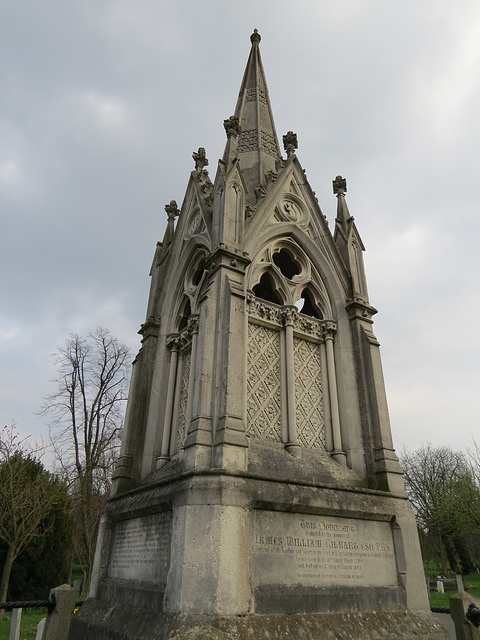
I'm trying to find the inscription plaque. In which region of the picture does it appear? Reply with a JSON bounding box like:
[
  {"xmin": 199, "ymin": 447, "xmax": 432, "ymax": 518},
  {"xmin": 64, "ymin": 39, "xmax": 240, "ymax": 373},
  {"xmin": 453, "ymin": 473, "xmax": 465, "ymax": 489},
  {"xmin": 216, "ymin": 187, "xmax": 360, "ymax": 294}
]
[
  {"xmin": 251, "ymin": 511, "xmax": 397, "ymax": 588},
  {"xmin": 108, "ymin": 512, "xmax": 172, "ymax": 582}
]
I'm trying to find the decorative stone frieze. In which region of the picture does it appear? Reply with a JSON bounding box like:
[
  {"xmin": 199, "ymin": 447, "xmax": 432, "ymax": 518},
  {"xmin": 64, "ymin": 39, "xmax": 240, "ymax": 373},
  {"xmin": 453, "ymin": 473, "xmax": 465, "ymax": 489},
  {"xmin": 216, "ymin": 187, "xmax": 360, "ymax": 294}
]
[
  {"xmin": 246, "ymin": 293, "xmax": 283, "ymax": 325},
  {"xmin": 247, "ymin": 295, "xmax": 336, "ymax": 342}
]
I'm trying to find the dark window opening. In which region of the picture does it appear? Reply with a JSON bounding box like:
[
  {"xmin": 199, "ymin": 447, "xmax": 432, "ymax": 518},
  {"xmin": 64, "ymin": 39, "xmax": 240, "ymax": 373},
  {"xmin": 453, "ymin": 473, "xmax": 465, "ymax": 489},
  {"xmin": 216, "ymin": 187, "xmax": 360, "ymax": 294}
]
[
  {"xmin": 296, "ymin": 289, "xmax": 321, "ymax": 319},
  {"xmin": 192, "ymin": 259, "xmax": 206, "ymax": 286},
  {"xmin": 253, "ymin": 273, "xmax": 282, "ymax": 305},
  {"xmin": 178, "ymin": 300, "xmax": 192, "ymax": 330},
  {"xmin": 273, "ymin": 249, "xmax": 301, "ymax": 280}
]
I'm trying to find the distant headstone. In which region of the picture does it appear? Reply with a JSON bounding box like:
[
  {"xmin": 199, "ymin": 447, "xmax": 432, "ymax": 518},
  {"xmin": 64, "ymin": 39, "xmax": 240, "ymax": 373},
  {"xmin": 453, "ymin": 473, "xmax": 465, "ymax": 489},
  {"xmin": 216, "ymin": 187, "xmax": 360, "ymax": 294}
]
[
  {"xmin": 35, "ymin": 618, "xmax": 46, "ymax": 640},
  {"xmin": 72, "ymin": 579, "xmax": 83, "ymax": 594},
  {"xmin": 8, "ymin": 607, "xmax": 21, "ymax": 640},
  {"xmin": 437, "ymin": 580, "xmax": 445, "ymax": 593}
]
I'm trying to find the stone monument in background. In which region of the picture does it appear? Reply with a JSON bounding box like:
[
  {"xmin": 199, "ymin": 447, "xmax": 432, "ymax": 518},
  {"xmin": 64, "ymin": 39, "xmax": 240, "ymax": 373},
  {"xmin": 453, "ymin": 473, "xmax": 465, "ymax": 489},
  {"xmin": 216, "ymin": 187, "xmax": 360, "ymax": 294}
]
[{"xmin": 69, "ymin": 30, "xmax": 448, "ymax": 640}]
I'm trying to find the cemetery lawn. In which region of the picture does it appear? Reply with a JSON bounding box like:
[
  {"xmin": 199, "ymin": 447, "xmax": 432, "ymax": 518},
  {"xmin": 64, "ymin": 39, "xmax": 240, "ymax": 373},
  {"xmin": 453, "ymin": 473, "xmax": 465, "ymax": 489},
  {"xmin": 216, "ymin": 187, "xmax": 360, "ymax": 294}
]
[
  {"xmin": 0, "ymin": 608, "xmax": 48, "ymax": 640},
  {"xmin": 429, "ymin": 574, "xmax": 480, "ymax": 607}
]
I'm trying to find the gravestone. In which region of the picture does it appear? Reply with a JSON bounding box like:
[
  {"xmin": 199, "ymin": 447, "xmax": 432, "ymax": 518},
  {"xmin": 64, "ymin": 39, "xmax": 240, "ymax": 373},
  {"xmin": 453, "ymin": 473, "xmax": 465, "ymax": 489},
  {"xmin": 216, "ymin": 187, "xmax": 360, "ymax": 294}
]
[
  {"xmin": 72, "ymin": 579, "xmax": 82, "ymax": 594},
  {"xmin": 35, "ymin": 618, "xmax": 45, "ymax": 640},
  {"xmin": 69, "ymin": 30, "xmax": 449, "ymax": 640}
]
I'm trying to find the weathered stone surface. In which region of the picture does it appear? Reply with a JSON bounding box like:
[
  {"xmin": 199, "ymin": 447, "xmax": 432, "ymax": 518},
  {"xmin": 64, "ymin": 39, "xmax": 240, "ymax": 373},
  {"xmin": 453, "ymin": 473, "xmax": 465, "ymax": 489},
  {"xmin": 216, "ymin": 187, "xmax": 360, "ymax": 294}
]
[
  {"xmin": 70, "ymin": 30, "xmax": 448, "ymax": 640},
  {"xmin": 71, "ymin": 605, "xmax": 450, "ymax": 640}
]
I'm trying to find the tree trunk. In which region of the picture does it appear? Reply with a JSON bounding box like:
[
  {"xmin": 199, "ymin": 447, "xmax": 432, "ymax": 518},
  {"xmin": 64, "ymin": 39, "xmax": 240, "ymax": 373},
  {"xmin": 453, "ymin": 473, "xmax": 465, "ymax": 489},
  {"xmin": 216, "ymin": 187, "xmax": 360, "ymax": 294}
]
[
  {"xmin": 0, "ymin": 542, "xmax": 16, "ymax": 620},
  {"xmin": 442, "ymin": 533, "xmax": 460, "ymax": 574}
]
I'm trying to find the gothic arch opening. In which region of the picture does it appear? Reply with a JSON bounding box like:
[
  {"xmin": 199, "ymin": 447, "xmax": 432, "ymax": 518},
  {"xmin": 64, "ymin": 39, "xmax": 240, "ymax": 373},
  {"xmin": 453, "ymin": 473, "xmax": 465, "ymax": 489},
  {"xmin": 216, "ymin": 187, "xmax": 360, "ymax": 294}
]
[
  {"xmin": 178, "ymin": 299, "xmax": 192, "ymax": 331},
  {"xmin": 192, "ymin": 258, "xmax": 206, "ymax": 286},
  {"xmin": 253, "ymin": 272, "xmax": 283, "ymax": 305},
  {"xmin": 295, "ymin": 288, "xmax": 322, "ymax": 319},
  {"xmin": 272, "ymin": 248, "xmax": 301, "ymax": 280}
]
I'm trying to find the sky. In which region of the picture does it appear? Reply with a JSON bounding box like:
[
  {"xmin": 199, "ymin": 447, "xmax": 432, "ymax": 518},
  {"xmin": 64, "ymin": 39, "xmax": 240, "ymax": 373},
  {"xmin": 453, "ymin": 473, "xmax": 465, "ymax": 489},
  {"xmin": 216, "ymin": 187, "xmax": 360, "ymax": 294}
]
[{"xmin": 1, "ymin": 1, "xmax": 479, "ymax": 462}]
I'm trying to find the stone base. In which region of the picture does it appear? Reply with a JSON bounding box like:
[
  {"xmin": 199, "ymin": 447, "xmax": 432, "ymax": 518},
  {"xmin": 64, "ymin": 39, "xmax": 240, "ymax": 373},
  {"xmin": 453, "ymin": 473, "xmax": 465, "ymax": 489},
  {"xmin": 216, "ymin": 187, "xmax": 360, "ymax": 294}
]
[
  {"xmin": 70, "ymin": 602, "xmax": 449, "ymax": 640},
  {"xmin": 70, "ymin": 445, "xmax": 449, "ymax": 640}
]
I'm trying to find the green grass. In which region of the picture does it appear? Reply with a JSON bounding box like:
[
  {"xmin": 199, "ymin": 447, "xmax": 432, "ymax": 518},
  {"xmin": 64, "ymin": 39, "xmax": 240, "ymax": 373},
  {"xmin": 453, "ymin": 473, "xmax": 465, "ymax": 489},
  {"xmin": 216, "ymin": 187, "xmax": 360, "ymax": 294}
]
[
  {"xmin": 0, "ymin": 608, "xmax": 48, "ymax": 640},
  {"xmin": 429, "ymin": 573, "xmax": 480, "ymax": 608}
]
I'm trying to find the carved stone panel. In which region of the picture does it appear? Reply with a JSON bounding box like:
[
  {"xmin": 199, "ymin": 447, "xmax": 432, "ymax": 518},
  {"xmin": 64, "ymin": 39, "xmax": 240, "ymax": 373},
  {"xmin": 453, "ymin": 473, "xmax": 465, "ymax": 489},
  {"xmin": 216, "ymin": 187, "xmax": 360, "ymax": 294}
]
[
  {"xmin": 247, "ymin": 322, "xmax": 282, "ymax": 442},
  {"xmin": 251, "ymin": 511, "xmax": 398, "ymax": 589},
  {"xmin": 175, "ymin": 349, "xmax": 191, "ymax": 453},
  {"xmin": 293, "ymin": 337, "xmax": 325, "ymax": 450},
  {"xmin": 108, "ymin": 512, "xmax": 172, "ymax": 583}
]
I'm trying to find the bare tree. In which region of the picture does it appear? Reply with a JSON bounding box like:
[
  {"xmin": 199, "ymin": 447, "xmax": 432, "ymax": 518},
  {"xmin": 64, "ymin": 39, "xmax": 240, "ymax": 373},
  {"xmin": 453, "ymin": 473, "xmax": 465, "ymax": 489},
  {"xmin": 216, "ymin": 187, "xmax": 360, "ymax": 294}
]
[
  {"xmin": 0, "ymin": 425, "xmax": 66, "ymax": 617},
  {"xmin": 401, "ymin": 443, "xmax": 480, "ymax": 574},
  {"xmin": 40, "ymin": 328, "xmax": 131, "ymax": 586}
]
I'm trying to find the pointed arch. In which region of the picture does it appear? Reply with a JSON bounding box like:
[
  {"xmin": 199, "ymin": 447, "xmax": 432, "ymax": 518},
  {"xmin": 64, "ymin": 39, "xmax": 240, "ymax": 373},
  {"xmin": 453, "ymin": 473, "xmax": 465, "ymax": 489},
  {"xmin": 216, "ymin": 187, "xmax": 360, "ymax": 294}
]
[
  {"xmin": 160, "ymin": 237, "xmax": 210, "ymax": 334},
  {"xmin": 246, "ymin": 235, "xmax": 333, "ymax": 318},
  {"xmin": 252, "ymin": 271, "xmax": 284, "ymax": 305}
]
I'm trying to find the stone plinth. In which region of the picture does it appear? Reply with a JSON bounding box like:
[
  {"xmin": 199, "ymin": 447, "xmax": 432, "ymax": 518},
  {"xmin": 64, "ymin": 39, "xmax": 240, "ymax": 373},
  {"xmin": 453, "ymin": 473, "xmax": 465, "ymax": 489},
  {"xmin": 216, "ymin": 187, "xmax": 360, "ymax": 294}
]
[{"xmin": 69, "ymin": 446, "xmax": 448, "ymax": 639}]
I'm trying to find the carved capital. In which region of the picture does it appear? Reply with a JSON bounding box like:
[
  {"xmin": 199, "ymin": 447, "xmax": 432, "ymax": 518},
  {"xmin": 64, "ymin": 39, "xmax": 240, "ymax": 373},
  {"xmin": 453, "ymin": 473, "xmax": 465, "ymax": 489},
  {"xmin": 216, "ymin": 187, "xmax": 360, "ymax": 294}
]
[
  {"xmin": 223, "ymin": 115, "xmax": 241, "ymax": 138},
  {"xmin": 321, "ymin": 320, "xmax": 337, "ymax": 340},
  {"xmin": 333, "ymin": 175, "xmax": 347, "ymax": 196},
  {"xmin": 281, "ymin": 305, "xmax": 298, "ymax": 327},
  {"xmin": 283, "ymin": 131, "xmax": 298, "ymax": 157},
  {"xmin": 192, "ymin": 147, "xmax": 209, "ymax": 172},
  {"xmin": 166, "ymin": 333, "xmax": 180, "ymax": 350}
]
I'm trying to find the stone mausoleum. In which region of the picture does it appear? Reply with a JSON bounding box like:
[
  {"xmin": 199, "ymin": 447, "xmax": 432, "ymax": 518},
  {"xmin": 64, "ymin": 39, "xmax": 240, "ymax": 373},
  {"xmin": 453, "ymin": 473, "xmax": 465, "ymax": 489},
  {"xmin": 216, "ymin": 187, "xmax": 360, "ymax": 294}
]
[{"xmin": 69, "ymin": 30, "xmax": 448, "ymax": 640}]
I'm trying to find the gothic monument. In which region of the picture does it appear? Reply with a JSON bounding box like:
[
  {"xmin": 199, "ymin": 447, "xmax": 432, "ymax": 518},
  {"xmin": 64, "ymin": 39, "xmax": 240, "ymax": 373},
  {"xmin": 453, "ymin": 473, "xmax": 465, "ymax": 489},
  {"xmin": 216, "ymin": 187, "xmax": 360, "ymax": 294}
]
[{"xmin": 70, "ymin": 31, "xmax": 448, "ymax": 640}]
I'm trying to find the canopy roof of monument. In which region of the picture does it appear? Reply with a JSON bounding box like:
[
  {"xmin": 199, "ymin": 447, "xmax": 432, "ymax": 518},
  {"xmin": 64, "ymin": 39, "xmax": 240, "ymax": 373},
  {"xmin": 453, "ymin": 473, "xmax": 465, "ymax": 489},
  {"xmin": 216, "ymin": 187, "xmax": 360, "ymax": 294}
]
[{"xmin": 222, "ymin": 29, "xmax": 282, "ymax": 200}]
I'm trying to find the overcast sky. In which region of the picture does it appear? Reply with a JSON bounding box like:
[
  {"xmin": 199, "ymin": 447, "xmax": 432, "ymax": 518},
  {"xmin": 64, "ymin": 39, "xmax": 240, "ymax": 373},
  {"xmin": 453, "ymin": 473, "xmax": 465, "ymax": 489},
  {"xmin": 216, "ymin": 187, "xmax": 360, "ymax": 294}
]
[{"xmin": 2, "ymin": 1, "xmax": 479, "ymax": 462}]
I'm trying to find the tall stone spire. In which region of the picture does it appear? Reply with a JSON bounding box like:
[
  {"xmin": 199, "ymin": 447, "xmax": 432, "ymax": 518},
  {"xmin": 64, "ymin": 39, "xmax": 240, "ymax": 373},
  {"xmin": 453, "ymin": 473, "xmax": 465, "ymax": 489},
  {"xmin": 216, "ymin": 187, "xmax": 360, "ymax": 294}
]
[{"xmin": 223, "ymin": 29, "xmax": 282, "ymax": 202}]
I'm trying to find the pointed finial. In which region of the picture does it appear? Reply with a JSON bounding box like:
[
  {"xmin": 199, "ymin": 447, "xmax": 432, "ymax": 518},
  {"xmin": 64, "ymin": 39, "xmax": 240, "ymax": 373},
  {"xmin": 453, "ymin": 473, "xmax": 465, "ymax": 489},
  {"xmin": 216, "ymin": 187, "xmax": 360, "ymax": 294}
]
[
  {"xmin": 250, "ymin": 29, "xmax": 261, "ymax": 44},
  {"xmin": 165, "ymin": 200, "xmax": 179, "ymax": 220},
  {"xmin": 192, "ymin": 147, "xmax": 208, "ymax": 172},
  {"xmin": 333, "ymin": 175, "xmax": 347, "ymax": 195},
  {"xmin": 224, "ymin": 115, "xmax": 241, "ymax": 138},
  {"xmin": 283, "ymin": 131, "xmax": 298, "ymax": 157}
]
